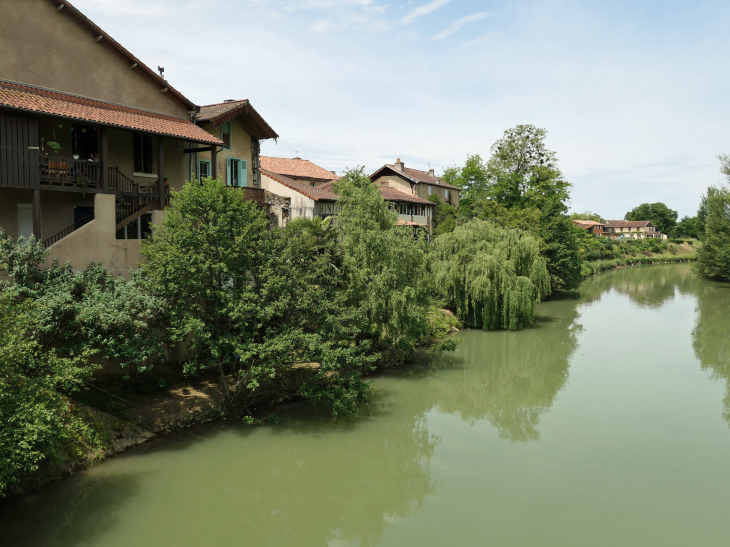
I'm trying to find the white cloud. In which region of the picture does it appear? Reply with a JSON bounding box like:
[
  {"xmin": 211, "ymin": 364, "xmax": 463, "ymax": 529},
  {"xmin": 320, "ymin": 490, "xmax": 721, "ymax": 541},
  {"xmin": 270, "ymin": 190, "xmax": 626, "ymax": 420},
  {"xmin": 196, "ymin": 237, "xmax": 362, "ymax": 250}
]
[
  {"xmin": 311, "ymin": 18, "xmax": 338, "ymax": 33},
  {"xmin": 434, "ymin": 12, "xmax": 488, "ymax": 39},
  {"xmin": 401, "ymin": 0, "xmax": 454, "ymax": 25}
]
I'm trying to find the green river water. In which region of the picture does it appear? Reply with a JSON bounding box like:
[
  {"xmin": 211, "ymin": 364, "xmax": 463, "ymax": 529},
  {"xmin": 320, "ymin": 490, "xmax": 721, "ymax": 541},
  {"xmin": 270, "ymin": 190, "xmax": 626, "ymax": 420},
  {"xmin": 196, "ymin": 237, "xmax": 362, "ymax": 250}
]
[{"xmin": 2, "ymin": 263, "xmax": 730, "ymax": 546}]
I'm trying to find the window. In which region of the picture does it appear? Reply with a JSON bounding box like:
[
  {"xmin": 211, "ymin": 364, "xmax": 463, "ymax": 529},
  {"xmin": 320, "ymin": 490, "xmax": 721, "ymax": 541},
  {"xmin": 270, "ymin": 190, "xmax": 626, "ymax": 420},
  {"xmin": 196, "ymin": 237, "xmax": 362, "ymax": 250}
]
[
  {"xmin": 116, "ymin": 212, "xmax": 152, "ymax": 240},
  {"xmin": 198, "ymin": 159, "xmax": 211, "ymax": 180},
  {"xmin": 71, "ymin": 124, "xmax": 98, "ymax": 161},
  {"xmin": 428, "ymin": 185, "xmax": 432, "ymax": 196},
  {"xmin": 221, "ymin": 121, "xmax": 231, "ymax": 150},
  {"xmin": 445, "ymin": 189, "xmax": 450, "ymax": 201},
  {"xmin": 134, "ymin": 134, "xmax": 153, "ymax": 174},
  {"xmin": 226, "ymin": 158, "xmax": 248, "ymax": 187}
]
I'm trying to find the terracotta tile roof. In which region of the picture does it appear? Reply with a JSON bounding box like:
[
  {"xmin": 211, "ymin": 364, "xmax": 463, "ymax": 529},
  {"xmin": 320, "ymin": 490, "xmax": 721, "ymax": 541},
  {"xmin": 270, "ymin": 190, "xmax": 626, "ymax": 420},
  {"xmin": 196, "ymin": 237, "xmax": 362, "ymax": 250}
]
[
  {"xmin": 0, "ymin": 80, "xmax": 223, "ymax": 145},
  {"xmin": 261, "ymin": 169, "xmax": 338, "ymax": 201},
  {"xmin": 195, "ymin": 100, "xmax": 278, "ymax": 140},
  {"xmin": 260, "ymin": 156, "xmax": 338, "ymax": 182},
  {"xmin": 573, "ymin": 220, "xmax": 605, "ymax": 228},
  {"xmin": 379, "ymin": 186, "xmax": 434, "ymax": 205},
  {"xmin": 605, "ymin": 220, "xmax": 654, "ymax": 228},
  {"xmin": 371, "ymin": 164, "xmax": 460, "ymax": 191}
]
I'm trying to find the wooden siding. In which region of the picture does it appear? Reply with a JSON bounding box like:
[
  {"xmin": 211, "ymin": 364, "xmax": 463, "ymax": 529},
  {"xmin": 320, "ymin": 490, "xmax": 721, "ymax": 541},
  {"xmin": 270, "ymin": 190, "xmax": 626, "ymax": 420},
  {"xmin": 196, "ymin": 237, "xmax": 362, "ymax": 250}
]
[{"xmin": 0, "ymin": 110, "xmax": 40, "ymax": 189}]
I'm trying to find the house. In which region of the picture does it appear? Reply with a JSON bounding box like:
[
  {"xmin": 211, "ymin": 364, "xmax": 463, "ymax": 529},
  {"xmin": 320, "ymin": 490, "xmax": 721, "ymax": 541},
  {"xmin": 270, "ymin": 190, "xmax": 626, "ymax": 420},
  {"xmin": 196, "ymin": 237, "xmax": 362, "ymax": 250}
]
[
  {"xmin": 603, "ymin": 220, "xmax": 668, "ymax": 240},
  {"xmin": 572, "ymin": 219, "xmax": 668, "ymax": 240},
  {"xmin": 573, "ymin": 220, "xmax": 605, "ymax": 235},
  {"xmin": 370, "ymin": 158, "xmax": 460, "ymax": 209},
  {"xmin": 0, "ymin": 0, "xmax": 277, "ymax": 275},
  {"xmin": 260, "ymin": 157, "xmax": 435, "ymax": 233},
  {"xmin": 193, "ymin": 101, "xmax": 279, "ymax": 206},
  {"xmin": 260, "ymin": 156, "xmax": 338, "ymax": 187}
]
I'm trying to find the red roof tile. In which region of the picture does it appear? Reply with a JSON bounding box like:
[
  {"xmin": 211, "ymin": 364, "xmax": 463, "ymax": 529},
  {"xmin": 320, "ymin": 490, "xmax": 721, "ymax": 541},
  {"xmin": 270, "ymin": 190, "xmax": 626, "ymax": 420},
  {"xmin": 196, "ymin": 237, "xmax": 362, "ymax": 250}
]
[
  {"xmin": 196, "ymin": 100, "xmax": 278, "ymax": 140},
  {"xmin": 379, "ymin": 186, "xmax": 434, "ymax": 205},
  {"xmin": 261, "ymin": 156, "xmax": 338, "ymax": 182},
  {"xmin": 605, "ymin": 220, "xmax": 654, "ymax": 228},
  {"xmin": 0, "ymin": 80, "xmax": 223, "ymax": 145},
  {"xmin": 261, "ymin": 169, "xmax": 338, "ymax": 201}
]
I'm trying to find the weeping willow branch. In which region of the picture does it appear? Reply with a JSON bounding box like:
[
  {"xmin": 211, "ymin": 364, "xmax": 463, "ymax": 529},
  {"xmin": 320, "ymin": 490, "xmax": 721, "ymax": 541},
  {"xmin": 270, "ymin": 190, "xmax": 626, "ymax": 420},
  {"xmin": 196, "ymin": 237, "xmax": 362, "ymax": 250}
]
[{"xmin": 432, "ymin": 219, "xmax": 550, "ymax": 330}]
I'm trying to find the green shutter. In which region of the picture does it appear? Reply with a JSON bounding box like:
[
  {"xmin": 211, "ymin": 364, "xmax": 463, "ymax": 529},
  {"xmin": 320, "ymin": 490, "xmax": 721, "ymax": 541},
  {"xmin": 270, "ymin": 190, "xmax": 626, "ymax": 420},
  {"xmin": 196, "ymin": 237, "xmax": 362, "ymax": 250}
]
[
  {"xmin": 241, "ymin": 160, "xmax": 248, "ymax": 188},
  {"xmin": 226, "ymin": 158, "xmax": 232, "ymax": 186}
]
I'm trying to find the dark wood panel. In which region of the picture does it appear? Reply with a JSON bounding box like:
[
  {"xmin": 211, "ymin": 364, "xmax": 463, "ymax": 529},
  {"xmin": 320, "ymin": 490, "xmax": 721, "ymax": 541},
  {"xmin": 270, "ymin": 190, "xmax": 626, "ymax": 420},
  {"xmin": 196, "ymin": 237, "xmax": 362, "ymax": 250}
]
[{"xmin": 0, "ymin": 110, "xmax": 40, "ymax": 189}]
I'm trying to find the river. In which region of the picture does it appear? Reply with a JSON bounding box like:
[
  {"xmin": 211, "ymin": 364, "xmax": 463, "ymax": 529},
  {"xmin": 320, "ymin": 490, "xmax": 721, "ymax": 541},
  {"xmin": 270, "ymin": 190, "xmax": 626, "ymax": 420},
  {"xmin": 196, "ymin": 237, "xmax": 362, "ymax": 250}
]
[{"xmin": 2, "ymin": 263, "xmax": 730, "ymax": 546}]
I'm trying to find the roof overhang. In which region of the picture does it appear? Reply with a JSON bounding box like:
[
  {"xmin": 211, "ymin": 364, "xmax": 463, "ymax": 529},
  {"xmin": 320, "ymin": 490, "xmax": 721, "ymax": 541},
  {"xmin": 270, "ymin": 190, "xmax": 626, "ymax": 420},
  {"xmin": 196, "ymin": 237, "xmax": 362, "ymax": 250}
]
[
  {"xmin": 197, "ymin": 101, "xmax": 279, "ymax": 140},
  {"xmin": 370, "ymin": 165, "xmax": 417, "ymax": 186}
]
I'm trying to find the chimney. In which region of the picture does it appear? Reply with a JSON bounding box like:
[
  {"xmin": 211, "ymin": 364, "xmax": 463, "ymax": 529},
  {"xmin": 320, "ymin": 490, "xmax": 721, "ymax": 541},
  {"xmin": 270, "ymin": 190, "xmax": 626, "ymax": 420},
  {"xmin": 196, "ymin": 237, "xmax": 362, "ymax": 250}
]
[
  {"xmin": 395, "ymin": 158, "xmax": 405, "ymax": 172},
  {"xmin": 428, "ymin": 168, "xmax": 434, "ymax": 177}
]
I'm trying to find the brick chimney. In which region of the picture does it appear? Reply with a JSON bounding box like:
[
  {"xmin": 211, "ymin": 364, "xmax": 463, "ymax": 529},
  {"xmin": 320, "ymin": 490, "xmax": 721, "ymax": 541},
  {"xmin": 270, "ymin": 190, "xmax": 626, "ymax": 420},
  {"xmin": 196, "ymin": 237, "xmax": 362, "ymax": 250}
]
[{"xmin": 395, "ymin": 158, "xmax": 405, "ymax": 172}]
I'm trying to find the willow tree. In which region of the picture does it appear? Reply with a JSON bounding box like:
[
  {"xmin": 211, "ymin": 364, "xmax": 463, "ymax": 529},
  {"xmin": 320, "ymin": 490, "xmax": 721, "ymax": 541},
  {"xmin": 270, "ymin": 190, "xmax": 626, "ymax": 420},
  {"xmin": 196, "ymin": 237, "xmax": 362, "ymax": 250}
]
[{"xmin": 432, "ymin": 219, "xmax": 550, "ymax": 330}]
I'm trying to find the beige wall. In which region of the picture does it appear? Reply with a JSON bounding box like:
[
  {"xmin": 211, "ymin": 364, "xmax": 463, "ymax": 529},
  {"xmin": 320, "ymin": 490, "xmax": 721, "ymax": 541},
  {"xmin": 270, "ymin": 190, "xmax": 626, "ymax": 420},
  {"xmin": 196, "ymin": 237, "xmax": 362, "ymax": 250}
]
[
  {"xmin": 373, "ymin": 174, "xmax": 413, "ymax": 195},
  {"xmin": 44, "ymin": 193, "xmax": 164, "ymax": 276},
  {"xmin": 0, "ymin": 187, "xmax": 94, "ymax": 241},
  {"xmin": 197, "ymin": 120, "xmax": 254, "ymax": 187},
  {"xmin": 0, "ymin": 0, "xmax": 190, "ymax": 118},
  {"xmin": 261, "ymin": 173, "xmax": 316, "ymax": 221},
  {"xmin": 418, "ymin": 183, "xmax": 460, "ymax": 208}
]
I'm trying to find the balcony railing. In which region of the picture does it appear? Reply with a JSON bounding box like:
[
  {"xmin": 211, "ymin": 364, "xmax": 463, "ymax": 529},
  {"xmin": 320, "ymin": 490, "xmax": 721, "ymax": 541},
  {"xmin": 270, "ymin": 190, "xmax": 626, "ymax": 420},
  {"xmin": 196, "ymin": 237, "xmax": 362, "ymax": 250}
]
[{"xmin": 39, "ymin": 157, "xmax": 101, "ymax": 190}]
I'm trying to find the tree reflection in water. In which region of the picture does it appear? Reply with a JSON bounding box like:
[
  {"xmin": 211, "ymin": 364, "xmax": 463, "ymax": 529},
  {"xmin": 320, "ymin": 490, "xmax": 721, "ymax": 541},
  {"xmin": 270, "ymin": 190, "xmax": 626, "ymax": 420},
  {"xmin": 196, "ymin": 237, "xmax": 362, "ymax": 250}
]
[{"xmin": 691, "ymin": 279, "xmax": 730, "ymax": 425}]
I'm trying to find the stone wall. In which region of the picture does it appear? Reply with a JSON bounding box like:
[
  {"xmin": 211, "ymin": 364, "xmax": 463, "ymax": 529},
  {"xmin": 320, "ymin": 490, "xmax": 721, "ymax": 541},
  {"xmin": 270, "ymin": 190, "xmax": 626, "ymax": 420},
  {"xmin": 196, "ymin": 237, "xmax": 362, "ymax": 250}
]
[{"xmin": 265, "ymin": 190, "xmax": 291, "ymax": 228}]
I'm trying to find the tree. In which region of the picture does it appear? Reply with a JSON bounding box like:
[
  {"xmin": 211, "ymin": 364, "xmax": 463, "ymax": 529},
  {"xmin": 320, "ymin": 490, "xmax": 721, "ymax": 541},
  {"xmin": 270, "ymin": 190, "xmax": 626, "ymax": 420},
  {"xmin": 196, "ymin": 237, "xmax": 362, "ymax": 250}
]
[
  {"xmin": 624, "ymin": 202, "xmax": 678, "ymax": 235},
  {"xmin": 427, "ymin": 194, "xmax": 457, "ymax": 235},
  {"xmin": 141, "ymin": 177, "xmax": 373, "ymax": 415},
  {"xmin": 432, "ymin": 219, "xmax": 550, "ymax": 330},
  {"xmin": 335, "ymin": 168, "xmax": 432, "ymax": 360},
  {"xmin": 669, "ymin": 216, "xmax": 701, "ymax": 239},
  {"xmin": 537, "ymin": 199, "xmax": 582, "ymax": 290},
  {"xmin": 695, "ymin": 186, "xmax": 730, "ymax": 281},
  {"xmin": 485, "ymin": 125, "xmax": 571, "ymax": 210}
]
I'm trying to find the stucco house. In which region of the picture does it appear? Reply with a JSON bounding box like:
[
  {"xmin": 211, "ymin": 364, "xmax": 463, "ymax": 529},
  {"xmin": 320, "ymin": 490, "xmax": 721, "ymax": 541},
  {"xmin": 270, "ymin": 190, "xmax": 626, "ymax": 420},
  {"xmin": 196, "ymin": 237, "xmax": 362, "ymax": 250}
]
[
  {"xmin": 0, "ymin": 0, "xmax": 278, "ymax": 275},
  {"xmin": 370, "ymin": 158, "xmax": 460, "ymax": 209},
  {"xmin": 603, "ymin": 220, "xmax": 668, "ymax": 240},
  {"xmin": 260, "ymin": 157, "xmax": 435, "ymax": 233},
  {"xmin": 573, "ymin": 219, "xmax": 668, "ymax": 240}
]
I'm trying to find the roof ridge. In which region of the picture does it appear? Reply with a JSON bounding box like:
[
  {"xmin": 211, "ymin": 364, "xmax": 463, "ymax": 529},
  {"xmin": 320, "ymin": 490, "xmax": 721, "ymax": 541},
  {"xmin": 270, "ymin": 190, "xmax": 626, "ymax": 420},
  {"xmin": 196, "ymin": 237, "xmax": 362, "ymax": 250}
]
[{"xmin": 199, "ymin": 99, "xmax": 249, "ymax": 108}]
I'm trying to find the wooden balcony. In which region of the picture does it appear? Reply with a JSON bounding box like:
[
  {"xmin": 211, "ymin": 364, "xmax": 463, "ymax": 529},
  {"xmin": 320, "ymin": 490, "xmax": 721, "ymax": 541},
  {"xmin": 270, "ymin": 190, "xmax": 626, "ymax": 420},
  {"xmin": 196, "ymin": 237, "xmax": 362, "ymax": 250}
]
[{"xmin": 39, "ymin": 156, "xmax": 102, "ymax": 191}]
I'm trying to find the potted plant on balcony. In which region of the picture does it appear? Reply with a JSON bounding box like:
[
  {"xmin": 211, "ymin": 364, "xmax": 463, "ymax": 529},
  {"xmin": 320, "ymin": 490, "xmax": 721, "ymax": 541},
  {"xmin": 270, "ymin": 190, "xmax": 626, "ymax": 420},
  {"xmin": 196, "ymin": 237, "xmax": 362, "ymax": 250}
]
[{"xmin": 46, "ymin": 141, "xmax": 61, "ymax": 154}]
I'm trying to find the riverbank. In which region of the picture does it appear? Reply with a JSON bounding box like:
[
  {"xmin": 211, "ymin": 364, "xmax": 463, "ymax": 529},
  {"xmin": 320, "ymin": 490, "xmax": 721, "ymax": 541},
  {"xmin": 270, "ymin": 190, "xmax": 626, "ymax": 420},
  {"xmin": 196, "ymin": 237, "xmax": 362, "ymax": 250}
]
[{"xmin": 580, "ymin": 253, "xmax": 696, "ymax": 277}]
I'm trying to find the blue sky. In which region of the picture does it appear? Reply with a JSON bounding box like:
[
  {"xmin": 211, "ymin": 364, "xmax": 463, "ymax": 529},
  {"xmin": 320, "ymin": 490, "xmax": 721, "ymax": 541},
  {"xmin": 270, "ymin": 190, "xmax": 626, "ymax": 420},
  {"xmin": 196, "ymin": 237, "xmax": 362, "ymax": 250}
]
[{"xmin": 75, "ymin": 0, "xmax": 730, "ymax": 218}]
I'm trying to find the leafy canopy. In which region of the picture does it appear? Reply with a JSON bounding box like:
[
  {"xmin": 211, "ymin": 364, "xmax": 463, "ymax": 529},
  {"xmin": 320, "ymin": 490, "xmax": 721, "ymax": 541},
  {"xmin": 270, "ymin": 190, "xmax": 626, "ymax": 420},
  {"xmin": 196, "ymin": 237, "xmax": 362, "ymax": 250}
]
[{"xmin": 624, "ymin": 202, "xmax": 678, "ymax": 235}]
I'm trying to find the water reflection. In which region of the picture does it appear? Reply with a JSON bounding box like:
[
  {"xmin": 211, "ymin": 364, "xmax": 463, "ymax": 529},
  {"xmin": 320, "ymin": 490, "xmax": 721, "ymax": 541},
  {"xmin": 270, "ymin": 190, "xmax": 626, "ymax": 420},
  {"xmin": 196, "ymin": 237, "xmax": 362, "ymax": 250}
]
[
  {"xmin": 691, "ymin": 279, "xmax": 730, "ymax": 425},
  {"xmin": 579, "ymin": 264, "xmax": 694, "ymax": 309}
]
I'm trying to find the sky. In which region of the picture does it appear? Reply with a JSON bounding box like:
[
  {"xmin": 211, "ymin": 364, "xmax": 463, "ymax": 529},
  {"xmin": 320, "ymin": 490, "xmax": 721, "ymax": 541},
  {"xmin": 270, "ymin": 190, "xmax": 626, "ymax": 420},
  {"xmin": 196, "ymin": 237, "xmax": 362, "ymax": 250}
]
[{"xmin": 73, "ymin": 0, "xmax": 730, "ymax": 219}]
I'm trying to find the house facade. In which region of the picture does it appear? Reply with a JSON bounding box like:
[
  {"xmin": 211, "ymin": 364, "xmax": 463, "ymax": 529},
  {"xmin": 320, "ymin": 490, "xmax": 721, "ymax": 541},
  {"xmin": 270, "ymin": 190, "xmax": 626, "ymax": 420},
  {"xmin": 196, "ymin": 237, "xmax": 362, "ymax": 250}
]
[
  {"xmin": 261, "ymin": 157, "xmax": 435, "ymax": 233},
  {"xmin": 573, "ymin": 219, "xmax": 668, "ymax": 240},
  {"xmin": 370, "ymin": 158, "xmax": 460, "ymax": 209},
  {"xmin": 0, "ymin": 0, "xmax": 277, "ymax": 275}
]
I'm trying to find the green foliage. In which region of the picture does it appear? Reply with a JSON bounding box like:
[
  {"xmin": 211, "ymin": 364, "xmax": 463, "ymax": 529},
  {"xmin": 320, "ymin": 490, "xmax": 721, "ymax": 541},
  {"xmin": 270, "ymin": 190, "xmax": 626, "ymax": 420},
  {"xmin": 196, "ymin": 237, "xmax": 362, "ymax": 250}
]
[
  {"xmin": 695, "ymin": 186, "xmax": 730, "ymax": 281},
  {"xmin": 669, "ymin": 216, "xmax": 701, "ymax": 239},
  {"xmin": 535, "ymin": 199, "xmax": 582, "ymax": 290},
  {"xmin": 141, "ymin": 177, "xmax": 375, "ymax": 416},
  {"xmin": 624, "ymin": 202, "xmax": 678, "ymax": 235},
  {"xmin": 427, "ymin": 194, "xmax": 457, "ymax": 236},
  {"xmin": 432, "ymin": 219, "xmax": 550, "ymax": 330},
  {"xmin": 0, "ymin": 294, "xmax": 100, "ymax": 496},
  {"xmin": 1, "ymin": 232, "xmax": 164, "ymax": 372},
  {"xmin": 580, "ymin": 254, "xmax": 696, "ymax": 277},
  {"xmin": 335, "ymin": 168, "xmax": 432, "ymax": 360}
]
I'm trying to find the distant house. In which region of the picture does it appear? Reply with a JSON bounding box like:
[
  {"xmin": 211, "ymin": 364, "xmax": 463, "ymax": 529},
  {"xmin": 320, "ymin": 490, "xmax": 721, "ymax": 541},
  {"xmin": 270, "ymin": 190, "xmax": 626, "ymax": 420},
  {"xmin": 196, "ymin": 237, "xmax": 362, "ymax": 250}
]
[
  {"xmin": 604, "ymin": 220, "xmax": 668, "ymax": 240},
  {"xmin": 370, "ymin": 158, "xmax": 460, "ymax": 208},
  {"xmin": 573, "ymin": 219, "xmax": 668, "ymax": 240},
  {"xmin": 260, "ymin": 157, "xmax": 435, "ymax": 233}
]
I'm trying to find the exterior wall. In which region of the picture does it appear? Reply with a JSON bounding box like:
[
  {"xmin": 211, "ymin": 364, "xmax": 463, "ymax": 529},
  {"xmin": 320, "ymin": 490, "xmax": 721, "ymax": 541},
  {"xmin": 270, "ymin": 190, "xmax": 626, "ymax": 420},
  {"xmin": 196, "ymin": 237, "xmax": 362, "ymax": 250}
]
[
  {"xmin": 0, "ymin": 0, "xmax": 190, "ymax": 118},
  {"xmin": 373, "ymin": 174, "xmax": 413, "ymax": 195},
  {"xmin": 417, "ymin": 183, "xmax": 460, "ymax": 208},
  {"xmin": 0, "ymin": 187, "xmax": 94, "ymax": 241},
  {"xmin": 397, "ymin": 213, "xmax": 429, "ymax": 226},
  {"xmin": 196, "ymin": 120, "xmax": 254, "ymax": 187},
  {"xmin": 260, "ymin": 173, "xmax": 317, "ymax": 220},
  {"xmin": 263, "ymin": 190, "xmax": 291, "ymax": 229},
  {"xmin": 44, "ymin": 193, "xmax": 164, "ymax": 276}
]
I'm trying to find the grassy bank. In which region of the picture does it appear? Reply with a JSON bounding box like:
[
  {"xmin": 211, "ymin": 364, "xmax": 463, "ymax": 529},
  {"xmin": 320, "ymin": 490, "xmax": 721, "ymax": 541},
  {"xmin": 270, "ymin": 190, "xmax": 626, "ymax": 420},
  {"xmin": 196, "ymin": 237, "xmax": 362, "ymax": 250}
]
[{"xmin": 581, "ymin": 253, "xmax": 696, "ymax": 277}]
